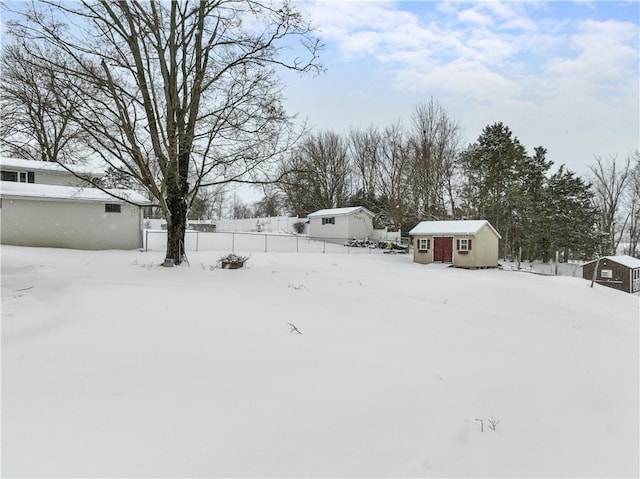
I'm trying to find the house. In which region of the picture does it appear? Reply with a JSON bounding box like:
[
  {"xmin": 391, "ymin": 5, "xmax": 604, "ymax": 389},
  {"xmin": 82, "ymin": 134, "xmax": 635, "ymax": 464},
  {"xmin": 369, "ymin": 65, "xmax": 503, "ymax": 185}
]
[
  {"xmin": 409, "ymin": 220, "xmax": 501, "ymax": 268},
  {"xmin": 1, "ymin": 157, "xmax": 151, "ymax": 250},
  {"xmin": 307, "ymin": 206, "xmax": 375, "ymax": 244},
  {"xmin": 582, "ymin": 255, "xmax": 640, "ymax": 294},
  {"xmin": 0, "ymin": 156, "xmax": 103, "ymax": 186}
]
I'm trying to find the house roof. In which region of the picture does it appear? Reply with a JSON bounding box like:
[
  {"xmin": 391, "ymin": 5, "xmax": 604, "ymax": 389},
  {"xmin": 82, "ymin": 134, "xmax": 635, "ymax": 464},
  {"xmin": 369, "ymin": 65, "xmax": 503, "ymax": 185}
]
[
  {"xmin": 583, "ymin": 255, "xmax": 640, "ymax": 269},
  {"xmin": 409, "ymin": 220, "xmax": 502, "ymax": 238},
  {"xmin": 308, "ymin": 206, "xmax": 375, "ymax": 218},
  {"xmin": 0, "ymin": 181, "xmax": 152, "ymax": 205},
  {"xmin": 0, "ymin": 157, "xmax": 105, "ymax": 177}
]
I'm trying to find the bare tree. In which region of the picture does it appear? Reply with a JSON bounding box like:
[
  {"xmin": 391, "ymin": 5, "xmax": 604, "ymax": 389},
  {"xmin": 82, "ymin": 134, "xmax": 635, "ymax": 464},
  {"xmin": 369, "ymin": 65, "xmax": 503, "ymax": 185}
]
[
  {"xmin": 4, "ymin": 1, "xmax": 321, "ymax": 264},
  {"xmin": 0, "ymin": 44, "xmax": 86, "ymax": 162},
  {"xmin": 376, "ymin": 123, "xmax": 411, "ymax": 231},
  {"xmin": 625, "ymin": 152, "xmax": 640, "ymax": 257},
  {"xmin": 407, "ymin": 98, "xmax": 462, "ymax": 220},
  {"xmin": 278, "ymin": 130, "xmax": 352, "ymax": 214},
  {"xmin": 589, "ymin": 155, "xmax": 631, "ymax": 255},
  {"xmin": 348, "ymin": 125, "xmax": 382, "ymax": 206}
]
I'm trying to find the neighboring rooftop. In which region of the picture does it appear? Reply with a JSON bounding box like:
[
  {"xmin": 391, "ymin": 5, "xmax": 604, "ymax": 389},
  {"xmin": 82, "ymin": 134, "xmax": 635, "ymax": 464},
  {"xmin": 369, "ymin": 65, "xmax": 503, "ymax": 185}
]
[
  {"xmin": 0, "ymin": 181, "xmax": 151, "ymax": 205},
  {"xmin": 409, "ymin": 220, "xmax": 501, "ymax": 238},
  {"xmin": 584, "ymin": 255, "xmax": 640, "ymax": 269},
  {"xmin": 0, "ymin": 157, "xmax": 105, "ymax": 177},
  {"xmin": 308, "ymin": 206, "xmax": 375, "ymax": 218}
]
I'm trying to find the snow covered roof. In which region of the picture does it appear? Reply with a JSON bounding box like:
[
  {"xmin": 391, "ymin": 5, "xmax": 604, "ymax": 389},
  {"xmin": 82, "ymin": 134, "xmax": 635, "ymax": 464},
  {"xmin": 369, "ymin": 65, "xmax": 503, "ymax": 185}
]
[
  {"xmin": 409, "ymin": 220, "xmax": 501, "ymax": 238},
  {"xmin": 308, "ymin": 206, "xmax": 375, "ymax": 218},
  {"xmin": 0, "ymin": 181, "xmax": 152, "ymax": 205},
  {"xmin": 584, "ymin": 255, "xmax": 640, "ymax": 269},
  {"xmin": 0, "ymin": 157, "xmax": 105, "ymax": 177}
]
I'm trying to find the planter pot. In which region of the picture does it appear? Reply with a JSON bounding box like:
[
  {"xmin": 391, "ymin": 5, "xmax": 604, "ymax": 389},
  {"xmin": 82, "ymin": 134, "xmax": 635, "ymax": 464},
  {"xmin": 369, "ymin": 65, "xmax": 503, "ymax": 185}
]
[{"xmin": 222, "ymin": 261, "xmax": 244, "ymax": 269}]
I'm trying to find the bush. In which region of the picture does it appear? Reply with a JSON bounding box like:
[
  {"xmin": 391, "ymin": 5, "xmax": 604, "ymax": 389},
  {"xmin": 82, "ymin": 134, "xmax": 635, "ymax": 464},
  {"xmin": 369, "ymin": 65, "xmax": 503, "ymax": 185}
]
[{"xmin": 293, "ymin": 221, "xmax": 305, "ymax": 234}]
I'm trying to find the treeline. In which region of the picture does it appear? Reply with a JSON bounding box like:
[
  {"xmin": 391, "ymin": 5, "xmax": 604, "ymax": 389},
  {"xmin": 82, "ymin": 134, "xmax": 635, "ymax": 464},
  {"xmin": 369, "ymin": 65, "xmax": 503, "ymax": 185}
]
[{"xmin": 266, "ymin": 100, "xmax": 639, "ymax": 261}]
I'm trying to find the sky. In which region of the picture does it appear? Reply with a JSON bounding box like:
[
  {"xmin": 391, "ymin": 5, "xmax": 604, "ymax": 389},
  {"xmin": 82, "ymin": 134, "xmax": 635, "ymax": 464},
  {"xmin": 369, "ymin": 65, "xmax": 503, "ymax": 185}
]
[{"xmin": 281, "ymin": 0, "xmax": 640, "ymax": 176}]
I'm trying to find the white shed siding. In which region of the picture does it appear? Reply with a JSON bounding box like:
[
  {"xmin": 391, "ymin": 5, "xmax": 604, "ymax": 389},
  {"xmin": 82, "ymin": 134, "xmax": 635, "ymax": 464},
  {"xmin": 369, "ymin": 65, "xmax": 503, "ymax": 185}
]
[
  {"xmin": 309, "ymin": 214, "xmax": 350, "ymax": 242},
  {"xmin": 1, "ymin": 198, "xmax": 143, "ymax": 250},
  {"xmin": 308, "ymin": 207, "xmax": 375, "ymax": 243},
  {"xmin": 346, "ymin": 209, "xmax": 374, "ymax": 239}
]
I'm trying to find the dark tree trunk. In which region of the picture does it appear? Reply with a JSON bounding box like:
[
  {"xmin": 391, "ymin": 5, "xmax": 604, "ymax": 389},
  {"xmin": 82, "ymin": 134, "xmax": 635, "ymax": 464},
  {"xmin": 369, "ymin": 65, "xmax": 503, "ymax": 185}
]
[
  {"xmin": 165, "ymin": 158, "xmax": 189, "ymax": 265},
  {"xmin": 165, "ymin": 195, "xmax": 187, "ymax": 265}
]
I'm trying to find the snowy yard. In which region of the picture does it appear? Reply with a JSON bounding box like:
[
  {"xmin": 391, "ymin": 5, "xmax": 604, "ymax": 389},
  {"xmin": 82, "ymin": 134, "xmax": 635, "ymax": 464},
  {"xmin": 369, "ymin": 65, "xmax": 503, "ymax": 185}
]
[{"xmin": 2, "ymin": 245, "xmax": 638, "ymax": 477}]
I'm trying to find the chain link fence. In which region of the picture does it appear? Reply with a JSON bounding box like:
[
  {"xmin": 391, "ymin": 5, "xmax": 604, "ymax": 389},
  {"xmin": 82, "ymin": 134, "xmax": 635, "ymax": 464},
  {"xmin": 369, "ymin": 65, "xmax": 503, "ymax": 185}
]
[{"xmin": 144, "ymin": 230, "xmax": 394, "ymax": 255}]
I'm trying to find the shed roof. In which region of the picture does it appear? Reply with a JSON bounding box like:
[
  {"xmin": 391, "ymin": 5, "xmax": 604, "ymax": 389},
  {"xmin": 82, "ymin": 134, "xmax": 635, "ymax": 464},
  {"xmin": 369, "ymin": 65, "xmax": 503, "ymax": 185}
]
[
  {"xmin": 409, "ymin": 220, "xmax": 501, "ymax": 238},
  {"xmin": 583, "ymin": 255, "xmax": 640, "ymax": 269},
  {"xmin": 0, "ymin": 181, "xmax": 152, "ymax": 205},
  {"xmin": 308, "ymin": 206, "xmax": 375, "ymax": 218},
  {"xmin": 0, "ymin": 157, "xmax": 105, "ymax": 177}
]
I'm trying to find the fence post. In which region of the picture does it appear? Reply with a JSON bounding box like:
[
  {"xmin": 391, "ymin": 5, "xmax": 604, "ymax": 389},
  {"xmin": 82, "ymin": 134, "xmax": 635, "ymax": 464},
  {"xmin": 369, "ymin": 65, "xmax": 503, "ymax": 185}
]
[
  {"xmin": 232, "ymin": 232, "xmax": 235, "ymax": 252},
  {"xmin": 323, "ymin": 241, "xmax": 326, "ymax": 253},
  {"xmin": 555, "ymin": 250, "xmax": 559, "ymax": 275},
  {"xmin": 145, "ymin": 230, "xmax": 149, "ymax": 252},
  {"xmin": 265, "ymin": 234, "xmax": 268, "ymax": 253},
  {"xmin": 517, "ymin": 246, "xmax": 522, "ymax": 270},
  {"xmin": 196, "ymin": 231, "xmax": 199, "ymax": 252},
  {"xmin": 296, "ymin": 235, "xmax": 299, "ymax": 253},
  {"xmin": 590, "ymin": 257, "xmax": 600, "ymax": 288}
]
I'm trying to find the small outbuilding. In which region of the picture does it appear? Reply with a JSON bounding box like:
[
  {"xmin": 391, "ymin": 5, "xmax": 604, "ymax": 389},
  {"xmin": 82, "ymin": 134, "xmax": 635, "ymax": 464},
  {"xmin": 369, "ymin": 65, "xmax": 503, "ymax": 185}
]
[
  {"xmin": 409, "ymin": 220, "xmax": 501, "ymax": 268},
  {"xmin": 582, "ymin": 255, "xmax": 640, "ymax": 294},
  {"xmin": 308, "ymin": 206, "xmax": 375, "ymax": 244}
]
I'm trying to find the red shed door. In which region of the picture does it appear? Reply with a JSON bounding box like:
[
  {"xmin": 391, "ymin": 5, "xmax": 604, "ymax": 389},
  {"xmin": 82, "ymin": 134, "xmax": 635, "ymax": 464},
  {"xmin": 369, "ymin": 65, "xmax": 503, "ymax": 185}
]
[{"xmin": 433, "ymin": 237, "xmax": 453, "ymax": 263}]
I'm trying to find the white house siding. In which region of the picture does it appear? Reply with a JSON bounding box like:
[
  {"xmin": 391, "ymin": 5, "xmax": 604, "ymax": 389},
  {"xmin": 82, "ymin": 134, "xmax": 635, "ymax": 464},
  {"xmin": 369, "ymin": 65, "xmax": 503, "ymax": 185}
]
[
  {"xmin": 1, "ymin": 198, "xmax": 143, "ymax": 250},
  {"xmin": 29, "ymin": 171, "xmax": 90, "ymax": 187},
  {"xmin": 0, "ymin": 157, "xmax": 104, "ymax": 187}
]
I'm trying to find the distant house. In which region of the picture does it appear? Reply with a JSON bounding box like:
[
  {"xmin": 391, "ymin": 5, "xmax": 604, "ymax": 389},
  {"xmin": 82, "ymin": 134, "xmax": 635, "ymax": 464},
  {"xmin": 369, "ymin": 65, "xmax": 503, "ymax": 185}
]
[
  {"xmin": 308, "ymin": 206, "xmax": 375, "ymax": 244},
  {"xmin": 409, "ymin": 220, "xmax": 501, "ymax": 268},
  {"xmin": 582, "ymin": 255, "xmax": 640, "ymax": 294},
  {"xmin": 1, "ymin": 157, "xmax": 151, "ymax": 250}
]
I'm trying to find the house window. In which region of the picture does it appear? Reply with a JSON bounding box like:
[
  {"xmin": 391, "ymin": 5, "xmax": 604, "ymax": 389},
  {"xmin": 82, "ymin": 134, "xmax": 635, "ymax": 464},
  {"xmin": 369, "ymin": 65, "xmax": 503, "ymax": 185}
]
[
  {"xmin": 600, "ymin": 269, "xmax": 612, "ymax": 278},
  {"xmin": 322, "ymin": 217, "xmax": 335, "ymax": 225},
  {"xmin": 1, "ymin": 170, "xmax": 35, "ymax": 183},
  {"xmin": 1, "ymin": 171, "xmax": 18, "ymax": 182},
  {"xmin": 457, "ymin": 238, "xmax": 472, "ymax": 253},
  {"xmin": 417, "ymin": 238, "xmax": 430, "ymax": 251},
  {"xmin": 105, "ymin": 203, "xmax": 121, "ymax": 213}
]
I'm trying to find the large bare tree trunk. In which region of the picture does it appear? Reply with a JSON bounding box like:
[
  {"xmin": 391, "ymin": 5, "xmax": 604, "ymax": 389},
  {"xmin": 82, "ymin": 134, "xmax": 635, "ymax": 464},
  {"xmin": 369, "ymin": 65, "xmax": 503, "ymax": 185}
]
[{"xmin": 3, "ymin": 1, "xmax": 322, "ymax": 266}]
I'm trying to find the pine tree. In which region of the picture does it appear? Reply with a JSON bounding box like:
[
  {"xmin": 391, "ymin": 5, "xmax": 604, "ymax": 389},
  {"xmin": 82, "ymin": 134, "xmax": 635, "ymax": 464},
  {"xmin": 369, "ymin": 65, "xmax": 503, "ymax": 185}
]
[
  {"xmin": 544, "ymin": 166, "xmax": 600, "ymax": 261},
  {"xmin": 458, "ymin": 122, "xmax": 528, "ymax": 257}
]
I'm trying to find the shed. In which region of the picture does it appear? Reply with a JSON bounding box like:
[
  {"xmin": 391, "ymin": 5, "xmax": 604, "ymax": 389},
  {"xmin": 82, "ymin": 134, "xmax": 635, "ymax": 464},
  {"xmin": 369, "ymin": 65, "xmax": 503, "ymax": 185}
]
[
  {"xmin": 1, "ymin": 181, "xmax": 151, "ymax": 250},
  {"xmin": 582, "ymin": 255, "xmax": 640, "ymax": 294},
  {"xmin": 409, "ymin": 220, "xmax": 501, "ymax": 268},
  {"xmin": 308, "ymin": 206, "xmax": 375, "ymax": 244}
]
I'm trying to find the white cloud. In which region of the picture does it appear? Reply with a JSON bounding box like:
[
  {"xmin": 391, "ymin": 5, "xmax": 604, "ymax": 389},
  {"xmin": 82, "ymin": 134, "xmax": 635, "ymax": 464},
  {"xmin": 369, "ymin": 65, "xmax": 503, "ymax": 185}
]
[{"xmin": 284, "ymin": 1, "xmax": 639, "ymax": 173}]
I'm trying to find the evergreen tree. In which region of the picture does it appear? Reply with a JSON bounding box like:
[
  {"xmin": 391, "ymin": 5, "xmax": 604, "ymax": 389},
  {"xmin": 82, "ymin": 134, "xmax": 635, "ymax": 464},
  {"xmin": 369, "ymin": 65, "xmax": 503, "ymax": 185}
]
[
  {"xmin": 458, "ymin": 122, "xmax": 528, "ymax": 257},
  {"xmin": 544, "ymin": 166, "xmax": 600, "ymax": 261},
  {"xmin": 516, "ymin": 146, "xmax": 554, "ymax": 261}
]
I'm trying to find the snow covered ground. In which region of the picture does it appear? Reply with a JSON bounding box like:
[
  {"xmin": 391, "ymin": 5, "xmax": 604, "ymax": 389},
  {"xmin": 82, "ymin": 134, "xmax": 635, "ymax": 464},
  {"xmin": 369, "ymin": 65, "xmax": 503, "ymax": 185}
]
[{"xmin": 2, "ymin": 245, "xmax": 638, "ymax": 477}]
